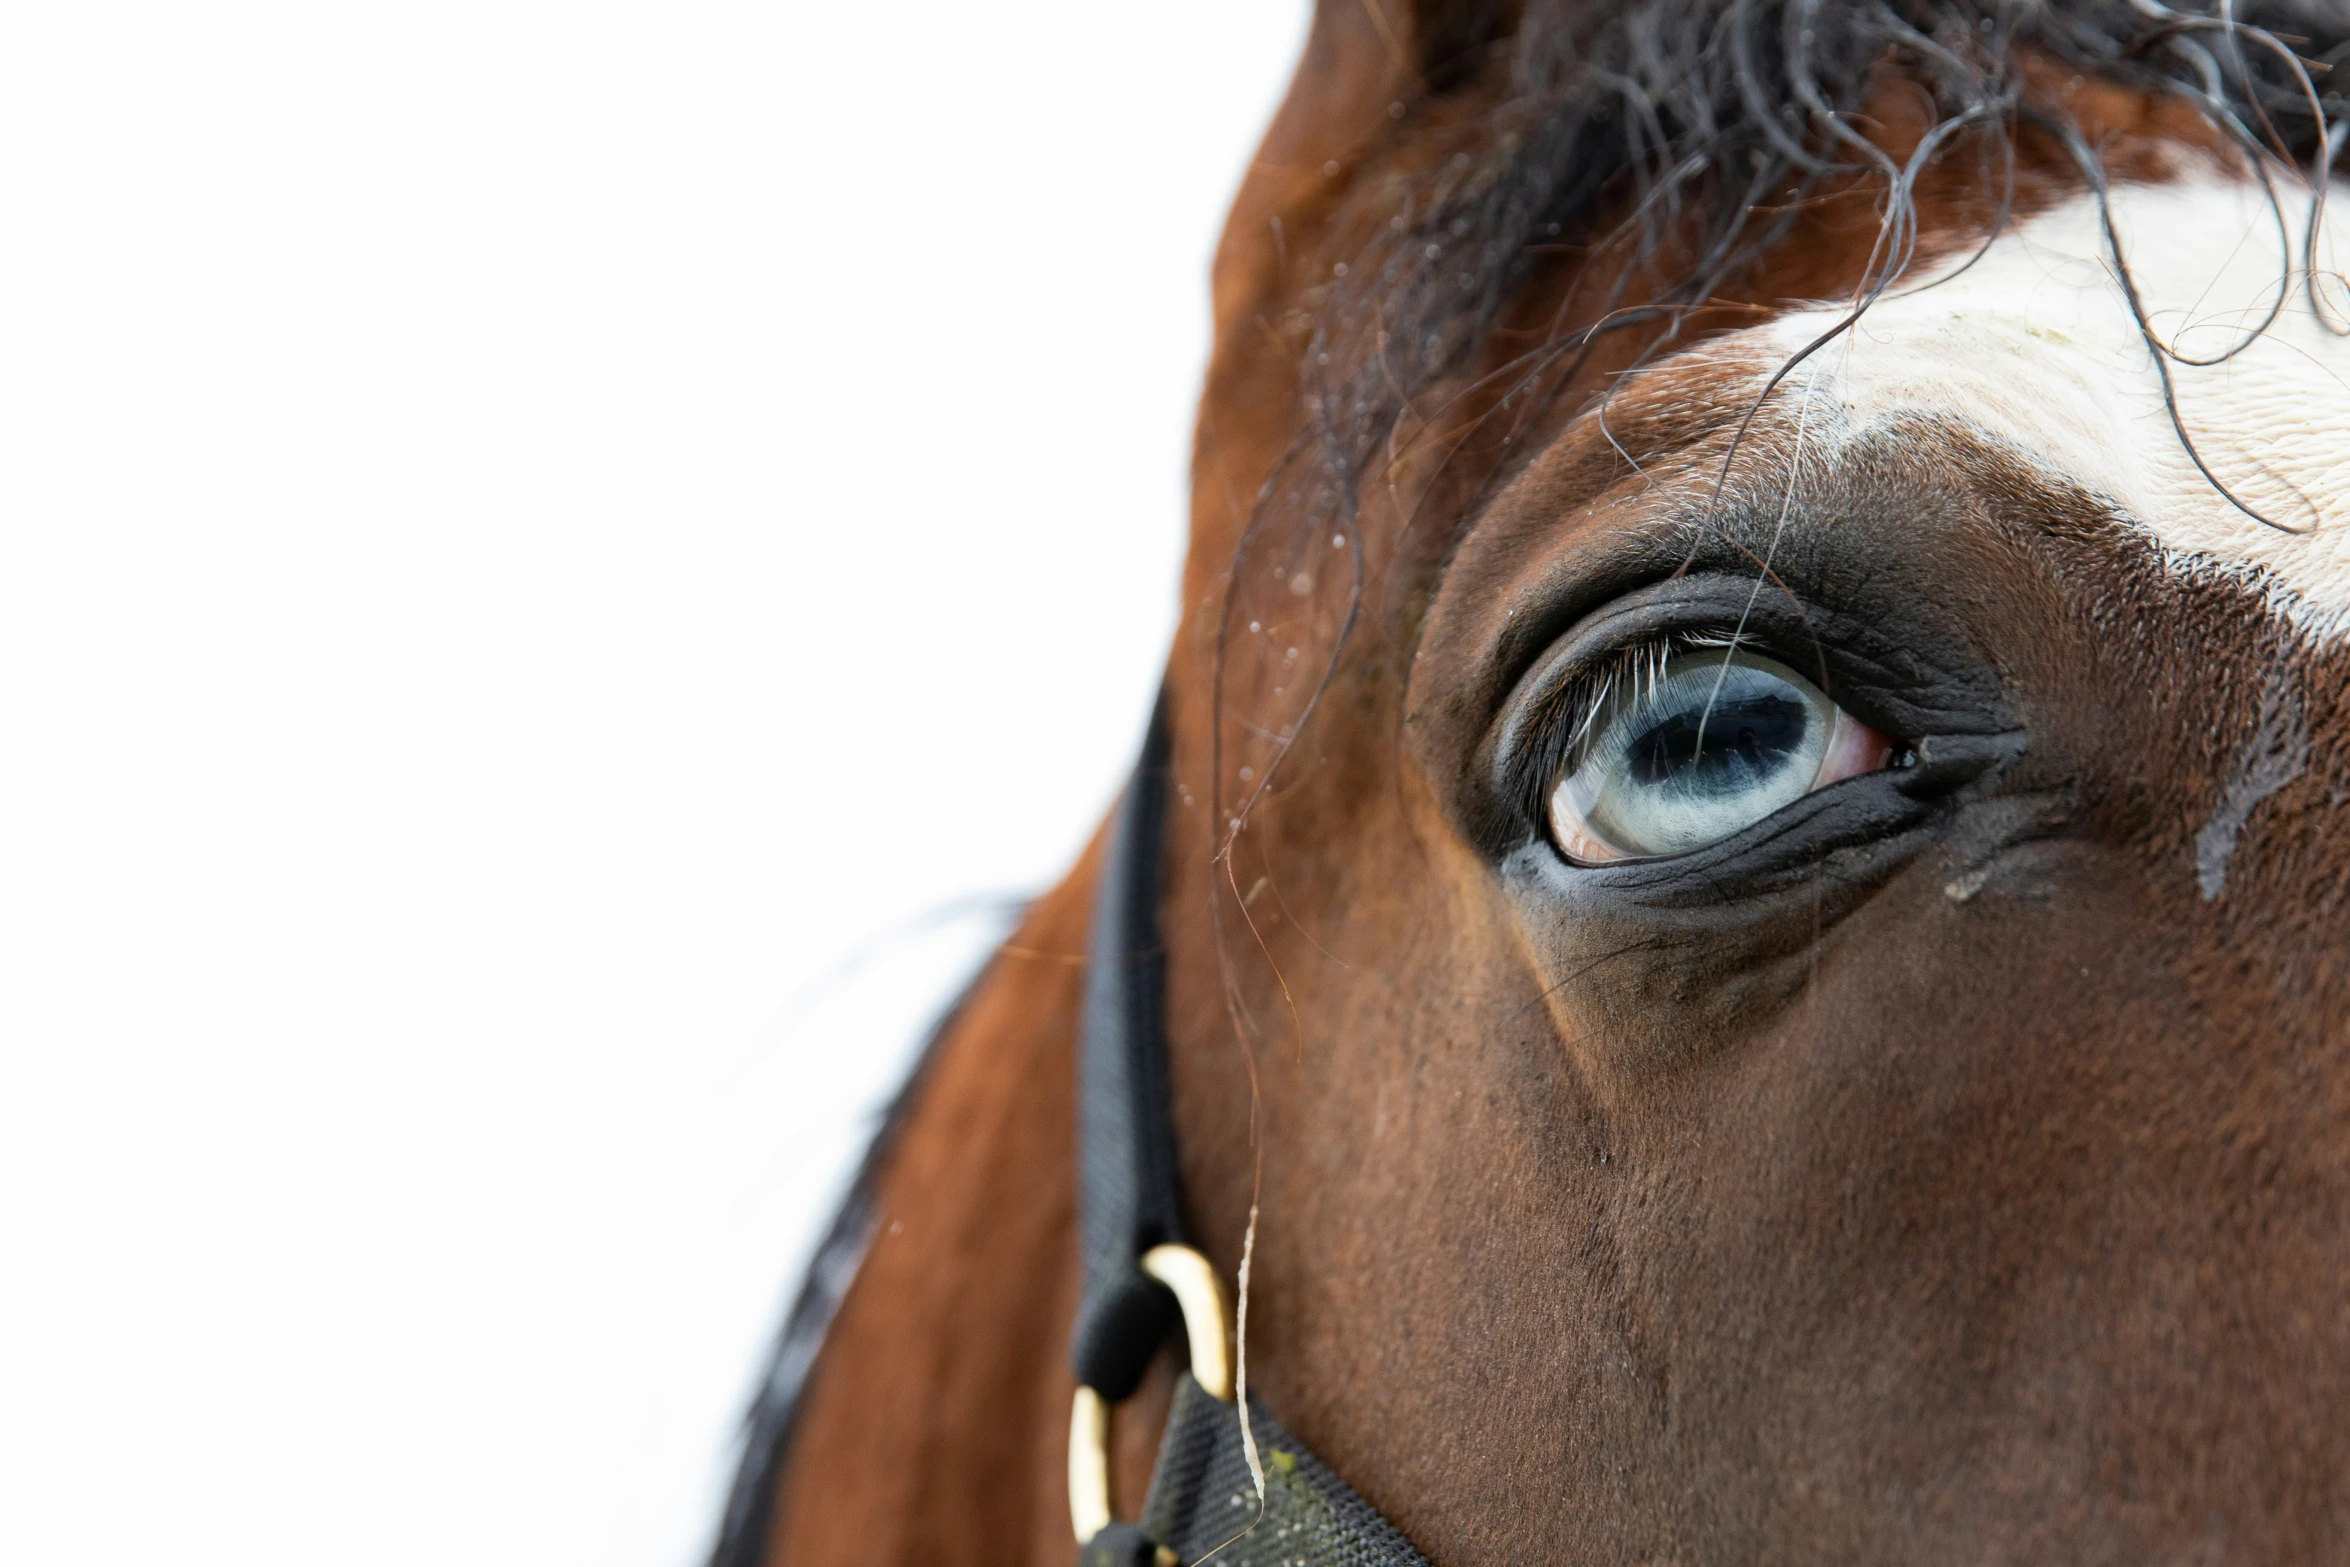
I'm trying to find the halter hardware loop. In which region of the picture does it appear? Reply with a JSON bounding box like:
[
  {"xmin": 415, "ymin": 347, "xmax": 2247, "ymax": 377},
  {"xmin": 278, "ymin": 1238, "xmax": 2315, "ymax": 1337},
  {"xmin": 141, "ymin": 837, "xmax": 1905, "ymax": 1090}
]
[{"xmin": 1068, "ymin": 1243, "xmax": 1232, "ymax": 1548}]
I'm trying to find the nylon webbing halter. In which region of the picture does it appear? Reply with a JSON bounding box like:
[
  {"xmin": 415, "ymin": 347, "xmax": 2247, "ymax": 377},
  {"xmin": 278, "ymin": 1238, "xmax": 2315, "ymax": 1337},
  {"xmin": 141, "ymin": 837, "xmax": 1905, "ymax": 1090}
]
[{"xmin": 1068, "ymin": 690, "xmax": 1430, "ymax": 1567}]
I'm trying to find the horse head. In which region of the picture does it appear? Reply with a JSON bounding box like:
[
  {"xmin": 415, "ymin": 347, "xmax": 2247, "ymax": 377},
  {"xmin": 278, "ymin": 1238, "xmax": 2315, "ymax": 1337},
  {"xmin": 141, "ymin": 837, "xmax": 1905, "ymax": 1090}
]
[{"xmin": 742, "ymin": 3, "xmax": 2350, "ymax": 1561}]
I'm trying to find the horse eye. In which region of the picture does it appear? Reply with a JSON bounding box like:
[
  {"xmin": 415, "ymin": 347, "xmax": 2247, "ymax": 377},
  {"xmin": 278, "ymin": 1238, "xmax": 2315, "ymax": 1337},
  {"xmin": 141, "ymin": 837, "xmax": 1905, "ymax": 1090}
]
[{"xmin": 1548, "ymin": 649, "xmax": 1894, "ymax": 864}]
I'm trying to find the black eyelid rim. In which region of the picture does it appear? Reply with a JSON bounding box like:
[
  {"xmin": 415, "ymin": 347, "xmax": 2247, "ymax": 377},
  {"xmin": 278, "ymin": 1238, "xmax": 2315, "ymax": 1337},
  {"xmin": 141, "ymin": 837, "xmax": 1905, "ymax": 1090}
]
[{"xmin": 1504, "ymin": 768, "xmax": 1942, "ymax": 905}]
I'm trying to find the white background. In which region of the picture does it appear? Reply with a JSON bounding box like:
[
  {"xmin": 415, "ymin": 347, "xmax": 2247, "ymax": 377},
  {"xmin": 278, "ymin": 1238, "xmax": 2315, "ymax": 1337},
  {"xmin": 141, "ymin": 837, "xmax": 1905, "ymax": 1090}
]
[{"xmin": 0, "ymin": 6, "xmax": 1305, "ymax": 1564}]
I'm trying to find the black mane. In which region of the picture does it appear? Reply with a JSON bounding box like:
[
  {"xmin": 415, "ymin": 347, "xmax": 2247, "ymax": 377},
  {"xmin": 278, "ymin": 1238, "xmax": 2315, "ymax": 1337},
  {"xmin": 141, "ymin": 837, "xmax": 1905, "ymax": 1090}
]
[{"xmin": 704, "ymin": 976, "xmax": 975, "ymax": 1567}]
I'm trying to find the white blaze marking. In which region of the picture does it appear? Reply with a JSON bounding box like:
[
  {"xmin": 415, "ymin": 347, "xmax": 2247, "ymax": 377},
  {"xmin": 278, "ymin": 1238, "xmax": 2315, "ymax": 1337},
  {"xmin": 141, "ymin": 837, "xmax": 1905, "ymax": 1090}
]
[{"xmin": 1751, "ymin": 173, "xmax": 2350, "ymax": 639}]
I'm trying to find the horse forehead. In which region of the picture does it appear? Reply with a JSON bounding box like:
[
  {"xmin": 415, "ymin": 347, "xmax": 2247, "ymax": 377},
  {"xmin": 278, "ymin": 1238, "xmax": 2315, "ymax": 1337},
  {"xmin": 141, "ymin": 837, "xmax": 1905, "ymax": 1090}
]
[{"xmin": 1717, "ymin": 173, "xmax": 2350, "ymax": 640}]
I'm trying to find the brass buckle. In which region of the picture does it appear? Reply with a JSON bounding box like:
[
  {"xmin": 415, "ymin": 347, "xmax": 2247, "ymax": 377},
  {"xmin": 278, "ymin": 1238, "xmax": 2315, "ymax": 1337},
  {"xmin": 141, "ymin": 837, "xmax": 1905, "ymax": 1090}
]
[{"xmin": 1069, "ymin": 1243, "xmax": 1233, "ymax": 1546}]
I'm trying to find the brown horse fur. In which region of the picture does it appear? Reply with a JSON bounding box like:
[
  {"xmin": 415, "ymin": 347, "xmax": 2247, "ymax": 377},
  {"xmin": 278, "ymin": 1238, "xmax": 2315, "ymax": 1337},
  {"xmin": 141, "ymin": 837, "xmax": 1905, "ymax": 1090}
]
[{"xmin": 761, "ymin": 2, "xmax": 2350, "ymax": 1561}]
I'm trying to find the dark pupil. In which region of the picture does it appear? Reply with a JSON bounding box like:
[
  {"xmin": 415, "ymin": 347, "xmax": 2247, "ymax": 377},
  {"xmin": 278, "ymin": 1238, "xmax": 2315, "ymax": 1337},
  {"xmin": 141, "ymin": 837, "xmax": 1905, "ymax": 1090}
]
[{"xmin": 1627, "ymin": 693, "xmax": 1810, "ymax": 789}]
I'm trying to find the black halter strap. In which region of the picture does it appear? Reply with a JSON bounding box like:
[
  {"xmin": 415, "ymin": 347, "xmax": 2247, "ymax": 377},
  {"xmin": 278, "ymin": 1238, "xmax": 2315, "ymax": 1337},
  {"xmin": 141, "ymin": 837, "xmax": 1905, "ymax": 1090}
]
[
  {"xmin": 1072, "ymin": 686, "xmax": 1187, "ymax": 1401},
  {"xmin": 1070, "ymin": 689, "xmax": 1430, "ymax": 1567}
]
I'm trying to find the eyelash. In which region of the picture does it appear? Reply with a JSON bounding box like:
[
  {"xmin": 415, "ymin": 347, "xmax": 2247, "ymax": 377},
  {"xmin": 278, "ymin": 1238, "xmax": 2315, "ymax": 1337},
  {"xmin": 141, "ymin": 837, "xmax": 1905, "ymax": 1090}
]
[{"xmin": 1514, "ymin": 627, "xmax": 1756, "ymax": 814}]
